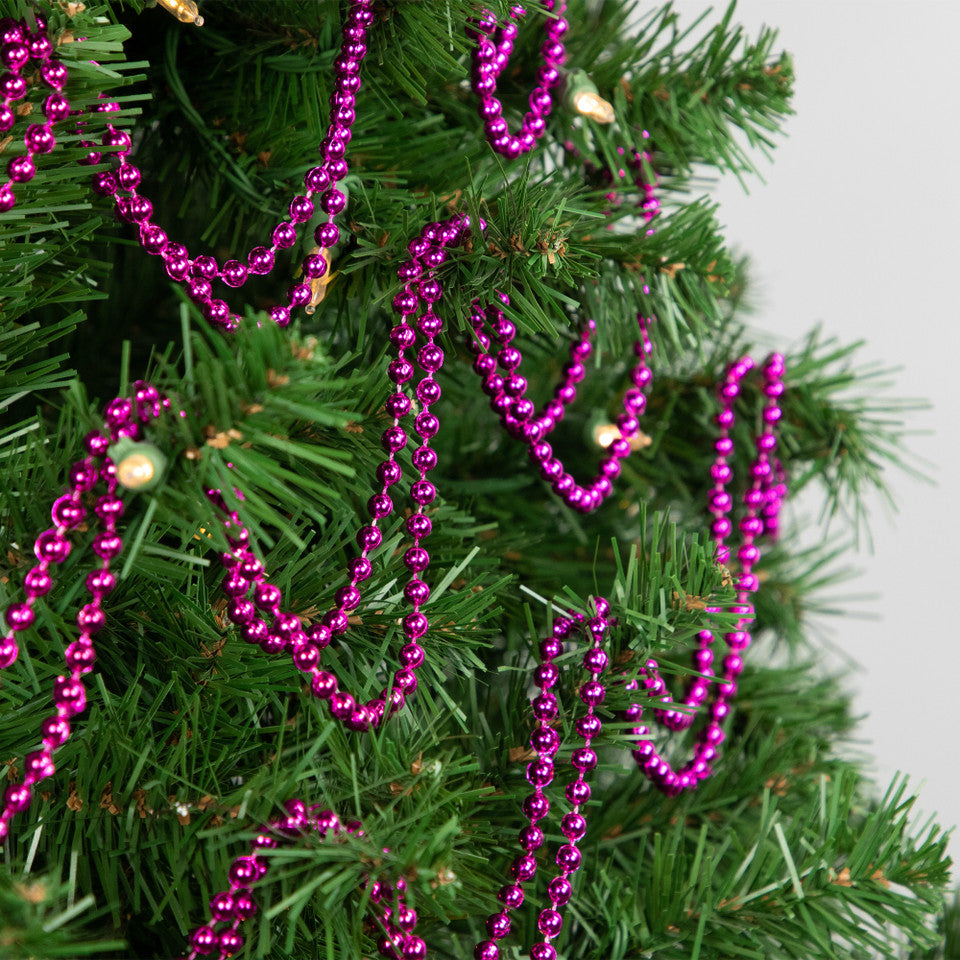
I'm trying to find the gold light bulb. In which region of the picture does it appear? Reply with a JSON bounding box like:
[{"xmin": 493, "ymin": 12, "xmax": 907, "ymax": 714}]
[
  {"xmin": 593, "ymin": 423, "xmax": 621, "ymax": 449},
  {"xmin": 304, "ymin": 248, "xmax": 333, "ymax": 315},
  {"xmin": 572, "ymin": 89, "xmax": 615, "ymax": 124},
  {"xmin": 156, "ymin": 0, "xmax": 204, "ymax": 26},
  {"xmin": 592, "ymin": 422, "xmax": 652, "ymax": 452},
  {"xmin": 117, "ymin": 452, "xmax": 157, "ymax": 489}
]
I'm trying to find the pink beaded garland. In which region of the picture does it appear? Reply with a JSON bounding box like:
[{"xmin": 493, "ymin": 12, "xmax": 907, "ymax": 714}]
[
  {"xmin": 469, "ymin": 2, "xmax": 568, "ymax": 158},
  {"xmin": 468, "ymin": 303, "xmax": 654, "ymax": 513}
]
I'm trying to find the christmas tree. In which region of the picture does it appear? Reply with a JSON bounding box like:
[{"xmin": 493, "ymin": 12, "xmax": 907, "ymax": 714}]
[{"xmin": 0, "ymin": 1, "xmax": 952, "ymax": 958}]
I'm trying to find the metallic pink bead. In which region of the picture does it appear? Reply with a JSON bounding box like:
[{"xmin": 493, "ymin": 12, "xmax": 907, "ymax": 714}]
[
  {"xmin": 209, "ymin": 891, "xmax": 235, "ymax": 921},
  {"xmin": 253, "ymin": 582, "xmax": 282, "ymax": 613},
  {"xmin": 319, "ymin": 189, "xmax": 346, "ymax": 215},
  {"xmin": 306, "ymin": 623, "xmax": 332, "ymax": 648},
  {"xmin": 76, "ymin": 603, "xmax": 106, "ymax": 633},
  {"xmin": 203, "ymin": 299, "xmax": 231, "ymax": 326},
  {"xmin": 402, "ymin": 612, "xmax": 429, "ymax": 639},
  {"xmin": 474, "ymin": 942, "xmax": 499, "ymax": 960},
  {"xmin": 571, "ymin": 746, "xmax": 597, "ymax": 771},
  {"xmin": 530, "ymin": 725, "xmax": 558, "ymax": 755},
  {"xmin": 287, "ymin": 282, "xmax": 311, "ymax": 307},
  {"xmin": 556, "ymin": 843, "xmax": 582, "ymax": 872},
  {"xmin": 292, "ymin": 643, "xmax": 320, "ymax": 672},
  {"xmin": 1, "ymin": 70, "xmax": 27, "ymax": 100},
  {"xmin": 357, "ymin": 524, "xmax": 382, "ymax": 551},
  {"xmin": 38, "ymin": 53, "xmax": 65, "ymax": 84},
  {"xmin": 393, "ymin": 667, "xmax": 418, "ymax": 694},
  {"xmin": 538, "ymin": 908, "xmax": 563, "ymax": 937},
  {"xmin": 526, "ymin": 760, "xmax": 553, "ymax": 787},
  {"xmin": 539, "ymin": 637, "xmax": 562, "ymax": 660},
  {"xmin": 270, "ymin": 304, "xmax": 291, "ymax": 327},
  {"xmin": 497, "ymin": 883, "xmax": 524, "ymax": 909},
  {"xmin": 547, "ymin": 875, "xmax": 572, "ymax": 905},
  {"xmin": 521, "ymin": 791, "xmax": 549, "ymax": 822},
  {"xmin": 395, "ymin": 904, "xmax": 418, "ymax": 931},
  {"xmin": 228, "ymin": 856, "xmax": 259, "ymax": 886},
  {"xmin": 531, "ymin": 693, "xmax": 557, "ymax": 721},
  {"xmin": 530, "ymin": 944, "xmax": 557, "ymax": 960},
  {"xmin": 272, "ymin": 221, "xmax": 297, "ymax": 248},
  {"xmin": 221, "ymin": 259, "xmax": 247, "ymax": 287},
  {"xmin": 565, "ymin": 779, "xmax": 590, "ymax": 804},
  {"xmin": 303, "ymin": 252, "xmax": 327, "ymax": 279},
  {"xmin": 23, "ymin": 749, "xmax": 55, "ymax": 782},
  {"xmin": 322, "ymin": 608, "xmax": 349, "ymax": 634},
  {"xmin": 7, "ymin": 154, "xmax": 34, "ymax": 184},
  {"xmin": 399, "ymin": 642, "xmax": 425, "ymax": 668},
  {"xmin": 40, "ymin": 715, "xmax": 69, "ymax": 748},
  {"xmin": 317, "ymin": 222, "xmax": 341, "ymax": 249},
  {"xmin": 35, "ymin": 529, "xmax": 70, "ymax": 563},
  {"xmin": 417, "ymin": 377, "xmax": 442, "ymax": 406},
  {"xmin": 190, "ymin": 254, "xmax": 217, "ymax": 279},
  {"xmin": 510, "ymin": 854, "xmax": 537, "ymax": 881},
  {"xmin": 486, "ymin": 912, "xmax": 510, "ymax": 940},
  {"xmin": 337, "ymin": 585, "xmax": 362, "ymax": 611},
  {"xmin": 189, "ymin": 926, "xmax": 218, "ymax": 955},
  {"xmin": 247, "ymin": 245, "xmax": 274, "ymax": 274},
  {"xmin": 534, "ymin": 663, "xmax": 558, "ymax": 689},
  {"xmin": 561, "ymin": 811, "xmax": 587, "ymax": 841},
  {"xmin": 402, "ymin": 937, "xmax": 426, "ymax": 959},
  {"xmin": 329, "ymin": 690, "xmax": 356, "ymax": 719},
  {"xmin": 579, "ymin": 681, "xmax": 605, "ymax": 706},
  {"xmin": 410, "ymin": 480, "xmax": 436, "ymax": 505},
  {"xmin": 233, "ymin": 890, "xmax": 257, "ymax": 921},
  {"xmin": 1, "ymin": 39, "xmax": 29, "ymax": 69},
  {"xmin": 25, "ymin": 566, "xmax": 53, "ymax": 598},
  {"xmin": 0, "ymin": 636, "xmax": 17, "ymax": 668},
  {"xmin": 348, "ymin": 557, "xmax": 373, "ymax": 583},
  {"xmin": 240, "ymin": 619, "xmax": 270, "ymax": 643},
  {"xmin": 4, "ymin": 783, "xmax": 31, "ymax": 814},
  {"xmin": 304, "ymin": 165, "xmax": 332, "ymax": 193},
  {"xmin": 575, "ymin": 714, "xmax": 602, "ymax": 739},
  {"xmin": 101, "ymin": 127, "xmax": 131, "ymax": 154},
  {"xmin": 403, "ymin": 547, "xmax": 429, "ymax": 573},
  {"xmin": 519, "ymin": 823, "xmax": 544, "ymax": 850},
  {"xmin": 289, "ymin": 194, "xmax": 314, "ymax": 223},
  {"xmin": 5, "ymin": 602, "xmax": 34, "ymax": 631},
  {"xmin": 311, "ymin": 671, "xmax": 337, "ymax": 699},
  {"xmin": 65, "ymin": 640, "xmax": 95, "ymax": 673}
]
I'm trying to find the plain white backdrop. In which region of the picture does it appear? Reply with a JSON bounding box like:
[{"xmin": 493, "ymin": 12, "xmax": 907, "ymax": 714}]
[{"xmin": 664, "ymin": 0, "xmax": 960, "ymax": 838}]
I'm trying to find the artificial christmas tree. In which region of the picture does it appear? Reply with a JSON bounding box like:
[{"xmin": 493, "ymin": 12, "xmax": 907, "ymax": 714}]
[{"xmin": 0, "ymin": 1, "xmax": 952, "ymax": 958}]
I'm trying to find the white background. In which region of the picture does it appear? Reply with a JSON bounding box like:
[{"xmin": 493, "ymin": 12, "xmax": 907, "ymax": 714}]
[{"xmin": 665, "ymin": 1, "xmax": 960, "ymax": 840}]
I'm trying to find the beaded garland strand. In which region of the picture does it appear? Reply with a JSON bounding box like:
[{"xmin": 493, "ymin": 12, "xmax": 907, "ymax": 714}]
[
  {"xmin": 469, "ymin": 2, "xmax": 568, "ymax": 159},
  {"xmin": 0, "ymin": 6, "xmax": 790, "ymax": 960},
  {"xmin": 467, "ymin": 302, "xmax": 654, "ymax": 514}
]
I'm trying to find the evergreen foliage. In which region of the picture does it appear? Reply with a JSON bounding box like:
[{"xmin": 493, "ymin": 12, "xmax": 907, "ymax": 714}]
[{"xmin": 0, "ymin": 1, "xmax": 951, "ymax": 957}]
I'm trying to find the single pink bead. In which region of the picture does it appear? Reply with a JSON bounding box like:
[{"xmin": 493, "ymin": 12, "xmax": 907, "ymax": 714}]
[{"xmin": 189, "ymin": 926, "xmax": 218, "ymax": 955}]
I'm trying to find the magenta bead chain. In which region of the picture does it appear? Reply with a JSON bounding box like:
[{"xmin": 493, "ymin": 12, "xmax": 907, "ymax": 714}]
[
  {"xmin": 0, "ymin": 14, "xmax": 69, "ymax": 213},
  {"xmin": 598, "ymin": 140, "xmax": 660, "ymax": 233},
  {"xmin": 81, "ymin": 0, "xmax": 377, "ymax": 330},
  {"xmin": 184, "ymin": 802, "xmax": 423, "ymax": 960},
  {"xmin": 196, "ymin": 217, "xmax": 472, "ymax": 733},
  {"xmin": 626, "ymin": 353, "xmax": 787, "ymax": 796},
  {"xmin": 0, "ymin": 384, "xmax": 164, "ymax": 839},
  {"xmin": 469, "ymin": 2, "xmax": 567, "ymax": 159},
  {"xmin": 468, "ymin": 302, "xmax": 654, "ymax": 513}
]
